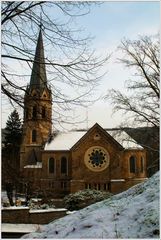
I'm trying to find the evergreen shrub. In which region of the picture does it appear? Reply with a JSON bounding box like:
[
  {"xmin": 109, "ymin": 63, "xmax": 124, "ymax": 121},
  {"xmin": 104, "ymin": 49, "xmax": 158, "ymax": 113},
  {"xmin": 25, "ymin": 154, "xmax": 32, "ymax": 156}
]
[{"xmin": 64, "ymin": 189, "xmax": 112, "ymax": 211}]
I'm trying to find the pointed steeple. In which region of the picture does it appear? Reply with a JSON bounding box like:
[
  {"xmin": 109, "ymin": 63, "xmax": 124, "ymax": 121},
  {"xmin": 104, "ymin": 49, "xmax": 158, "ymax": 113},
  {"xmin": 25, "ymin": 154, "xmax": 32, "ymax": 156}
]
[{"xmin": 29, "ymin": 27, "xmax": 47, "ymax": 91}]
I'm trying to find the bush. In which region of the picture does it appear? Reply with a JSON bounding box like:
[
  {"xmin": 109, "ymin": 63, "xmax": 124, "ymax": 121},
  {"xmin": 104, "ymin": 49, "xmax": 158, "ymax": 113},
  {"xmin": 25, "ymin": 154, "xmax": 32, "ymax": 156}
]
[
  {"xmin": 64, "ymin": 189, "xmax": 112, "ymax": 211},
  {"xmin": 29, "ymin": 199, "xmax": 55, "ymax": 210}
]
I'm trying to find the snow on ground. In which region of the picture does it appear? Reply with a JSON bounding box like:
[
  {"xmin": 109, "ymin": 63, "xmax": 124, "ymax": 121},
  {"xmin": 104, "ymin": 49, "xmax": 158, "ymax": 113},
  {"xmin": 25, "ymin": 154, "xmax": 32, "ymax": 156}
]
[
  {"xmin": 1, "ymin": 190, "xmax": 26, "ymax": 204},
  {"xmin": 22, "ymin": 172, "xmax": 159, "ymax": 239}
]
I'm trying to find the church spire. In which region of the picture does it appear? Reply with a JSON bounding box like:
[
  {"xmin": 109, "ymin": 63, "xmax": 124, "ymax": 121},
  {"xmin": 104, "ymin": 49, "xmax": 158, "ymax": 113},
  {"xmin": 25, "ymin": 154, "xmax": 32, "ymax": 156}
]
[{"xmin": 29, "ymin": 27, "xmax": 47, "ymax": 90}]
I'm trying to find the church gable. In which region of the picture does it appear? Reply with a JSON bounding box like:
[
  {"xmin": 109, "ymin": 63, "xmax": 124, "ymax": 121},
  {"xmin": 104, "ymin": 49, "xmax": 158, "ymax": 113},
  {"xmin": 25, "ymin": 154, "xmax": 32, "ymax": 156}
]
[
  {"xmin": 41, "ymin": 89, "xmax": 51, "ymax": 100},
  {"xmin": 42, "ymin": 89, "xmax": 48, "ymax": 99},
  {"xmin": 69, "ymin": 124, "xmax": 125, "ymax": 192},
  {"xmin": 71, "ymin": 123, "xmax": 124, "ymax": 151}
]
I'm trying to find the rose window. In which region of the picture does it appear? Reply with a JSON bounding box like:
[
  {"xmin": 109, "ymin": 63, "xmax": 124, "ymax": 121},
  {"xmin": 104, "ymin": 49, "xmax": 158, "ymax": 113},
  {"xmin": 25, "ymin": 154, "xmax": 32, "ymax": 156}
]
[{"xmin": 84, "ymin": 146, "xmax": 109, "ymax": 172}]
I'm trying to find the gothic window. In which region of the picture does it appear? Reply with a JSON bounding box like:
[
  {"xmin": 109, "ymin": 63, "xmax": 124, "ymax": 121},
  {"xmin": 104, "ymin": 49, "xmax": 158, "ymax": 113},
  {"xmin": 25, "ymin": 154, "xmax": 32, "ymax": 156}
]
[
  {"xmin": 42, "ymin": 106, "xmax": 46, "ymax": 118},
  {"xmin": 61, "ymin": 157, "xmax": 67, "ymax": 174},
  {"xmin": 140, "ymin": 156, "xmax": 144, "ymax": 173},
  {"xmin": 32, "ymin": 130, "xmax": 37, "ymax": 142},
  {"xmin": 32, "ymin": 106, "xmax": 37, "ymax": 119},
  {"xmin": 129, "ymin": 156, "xmax": 136, "ymax": 173},
  {"xmin": 49, "ymin": 157, "xmax": 55, "ymax": 174}
]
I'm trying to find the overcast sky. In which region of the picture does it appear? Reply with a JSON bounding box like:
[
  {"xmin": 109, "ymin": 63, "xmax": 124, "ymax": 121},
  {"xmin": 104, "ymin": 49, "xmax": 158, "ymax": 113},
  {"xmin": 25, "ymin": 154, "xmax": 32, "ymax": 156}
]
[{"xmin": 1, "ymin": 1, "xmax": 160, "ymax": 130}]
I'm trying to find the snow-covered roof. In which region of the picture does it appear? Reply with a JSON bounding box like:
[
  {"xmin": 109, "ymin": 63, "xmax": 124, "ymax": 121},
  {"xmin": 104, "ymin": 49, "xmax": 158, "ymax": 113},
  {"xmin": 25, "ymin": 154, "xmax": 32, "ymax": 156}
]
[
  {"xmin": 24, "ymin": 162, "xmax": 42, "ymax": 168},
  {"xmin": 44, "ymin": 128, "xmax": 143, "ymax": 151},
  {"xmin": 106, "ymin": 130, "xmax": 143, "ymax": 149},
  {"xmin": 44, "ymin": 131, "xmax": 86, "ymax": 151}
]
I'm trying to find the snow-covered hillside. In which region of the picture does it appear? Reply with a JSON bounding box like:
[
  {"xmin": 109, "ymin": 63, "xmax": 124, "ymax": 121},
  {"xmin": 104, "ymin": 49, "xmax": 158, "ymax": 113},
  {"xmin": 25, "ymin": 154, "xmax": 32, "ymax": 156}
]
[{"xmin": 22, "ymin": 172, "xmax": 159, "ymax": 239}]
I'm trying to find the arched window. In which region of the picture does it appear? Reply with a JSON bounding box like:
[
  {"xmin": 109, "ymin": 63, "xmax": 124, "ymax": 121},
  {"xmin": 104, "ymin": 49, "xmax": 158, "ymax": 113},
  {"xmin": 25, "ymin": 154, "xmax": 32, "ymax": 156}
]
[
  {"xmin": 140, "ymin": 156, "xmax": 144, "ymax": 173},
  {"xmin": 32, "ymin": 106, "xmax": 37, "ymax": 119},
  {"xmin": 61, "ymin": 157, "xmax": 67, "ymax": 174},
  {"xmin": 49, "ymin": 157, "xmax": 55, "ymax": 174},
  {"xmin": 32, "ymin": 130, "xmax": 37, "ymax": 142},
  {"xmin": 42, "ymin": 106, "xmax": 46, "ymax": 118},
  {"xmin": 129, "ymin": 156, "xmax": 136, "ymax": 173}
]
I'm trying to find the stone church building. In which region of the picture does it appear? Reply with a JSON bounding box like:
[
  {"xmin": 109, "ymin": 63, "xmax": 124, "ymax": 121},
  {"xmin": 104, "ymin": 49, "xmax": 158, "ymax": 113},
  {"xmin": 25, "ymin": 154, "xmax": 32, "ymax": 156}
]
[{"xmin": 20, "ymin": 28, "xmax": 147, "ymax": 198}]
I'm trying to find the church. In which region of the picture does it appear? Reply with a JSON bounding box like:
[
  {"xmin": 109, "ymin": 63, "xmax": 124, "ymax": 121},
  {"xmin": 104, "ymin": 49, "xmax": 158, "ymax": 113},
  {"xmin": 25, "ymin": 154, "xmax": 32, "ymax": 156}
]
[{"xmin": 20, "ymin": 28, "xmax": 147, "ymax": 198}]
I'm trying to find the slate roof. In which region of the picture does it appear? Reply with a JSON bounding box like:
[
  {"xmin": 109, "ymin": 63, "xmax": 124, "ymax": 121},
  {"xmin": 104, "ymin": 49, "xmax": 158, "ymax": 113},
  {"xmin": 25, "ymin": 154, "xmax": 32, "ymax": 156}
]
[{"xmin": 28, "ymin": 28, "xmax": 47, "ymax": 91}]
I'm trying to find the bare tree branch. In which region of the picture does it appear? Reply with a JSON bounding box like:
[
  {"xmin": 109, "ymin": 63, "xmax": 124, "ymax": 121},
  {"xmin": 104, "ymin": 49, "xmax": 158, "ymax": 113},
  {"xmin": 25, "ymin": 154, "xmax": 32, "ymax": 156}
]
[
  {"xmin": 1, "ymin": 2, "xmax": 109, "ymax": 127},
  {"xmin": 106, "ymin": 35, "xmax": 159, "ymax": 128}
]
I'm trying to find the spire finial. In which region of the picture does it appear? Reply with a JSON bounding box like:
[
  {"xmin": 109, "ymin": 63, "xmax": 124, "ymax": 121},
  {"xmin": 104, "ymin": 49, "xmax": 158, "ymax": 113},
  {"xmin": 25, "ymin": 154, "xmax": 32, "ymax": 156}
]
[{"xmin": 39, "ymin": 12, "xmax": 42, "ymax": 30}]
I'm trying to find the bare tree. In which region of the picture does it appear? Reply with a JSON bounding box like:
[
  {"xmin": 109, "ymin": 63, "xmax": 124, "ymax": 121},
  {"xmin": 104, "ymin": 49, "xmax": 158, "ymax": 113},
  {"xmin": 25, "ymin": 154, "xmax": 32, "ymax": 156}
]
[
  {"xmin": 1, "ymin": 1, "xmax": 109, "ymax": 127},
  {"xmin": 106, "ymin": 34, "xmax": 159, "ymax": 128},
  {"xmin": 105, "ymin": 35, "xmax": 160, "ymax": 176}
]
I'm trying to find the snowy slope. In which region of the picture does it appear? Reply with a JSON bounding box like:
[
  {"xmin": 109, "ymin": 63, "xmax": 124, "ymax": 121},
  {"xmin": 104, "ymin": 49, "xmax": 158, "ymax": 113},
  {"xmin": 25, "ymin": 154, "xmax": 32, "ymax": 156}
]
[{"xmin": 22, "ymin": 172, "xmax": 159, "ymax": 239}]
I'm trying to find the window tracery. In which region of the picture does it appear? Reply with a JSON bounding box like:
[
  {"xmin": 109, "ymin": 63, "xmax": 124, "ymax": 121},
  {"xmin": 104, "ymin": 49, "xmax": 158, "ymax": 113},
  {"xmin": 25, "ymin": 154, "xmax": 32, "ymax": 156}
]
[{"xmin": 84, "ymin": 146, "xmax": 109, "ymax": 172}]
